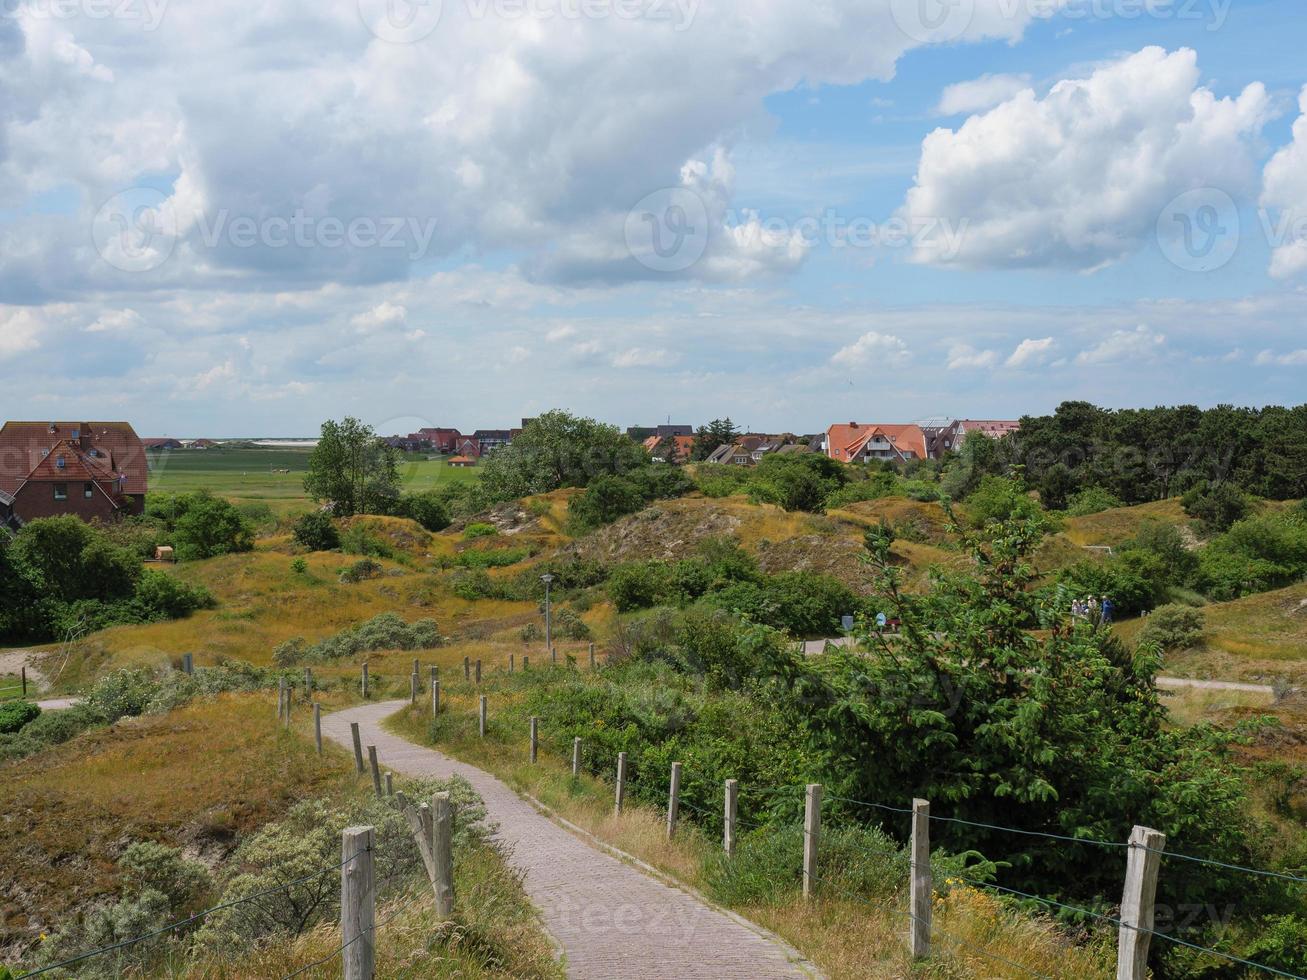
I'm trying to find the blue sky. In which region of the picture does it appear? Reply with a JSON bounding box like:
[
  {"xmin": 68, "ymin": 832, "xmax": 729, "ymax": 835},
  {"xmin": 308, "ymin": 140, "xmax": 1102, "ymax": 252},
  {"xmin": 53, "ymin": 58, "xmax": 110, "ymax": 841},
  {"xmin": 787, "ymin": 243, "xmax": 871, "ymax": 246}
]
[{"xmin": 0, "ymin": 0, "xmax": 1305, "ymax": 435}]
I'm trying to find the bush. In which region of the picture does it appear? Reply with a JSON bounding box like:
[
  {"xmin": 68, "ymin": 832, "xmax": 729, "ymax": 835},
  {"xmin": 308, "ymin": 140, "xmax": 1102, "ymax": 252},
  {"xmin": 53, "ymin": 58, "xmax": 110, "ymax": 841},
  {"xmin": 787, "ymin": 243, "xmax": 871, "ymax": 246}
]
[
  {"xmin": 119, "ymin": 841, "xmax": 211, "ymax": 909},
  {"xmin": 463, "ymin": 522, "xmax": 498, "ymax": 539},
  {"xmin": 338, "ymin": 558, "xmax": 383, "ymax": 583},
  {"xmin": 0, "ymin": 702, "xmax": 105, "ymax": 760},
  {"xmin": 450, "ymin": 546, "xmax": 531, "ymax": 569},
  {"xmin": 1058, "ymin": 550, "xmax": 1168, "ymax": 616},
  {"xmin": 290, "ymin": 557, "xmax": 308, "ymax": 575},
  {"xmin": 1137, "ymin": 605, "xmax": 1205, "ymax": 653},
  {"xmin": 132, "ymin": 570, "xmax": 215, "ymax": 620},
  {"xmin": 1197, "ymin": 513, "xmax": 1307, "ymax": 600},
  {"xmin": 963, "ymin": 476, "xmax": 1043, "ymax": 526},
  {"xmin": 608, "ymin": 560, "xmax": 675, "ymax": 612},
  {"xmin": 339, "ymin": 523, "xmax": 395, "ymax": 559},
  {"xmin": 167, "ymin": 492, "xmax": 256, "ymax": 561},
  {"xmin": 552, "ymin": 607, "xmax": 592, "ymax": 641},
  {"xmin": 276, "ymin": 613, "xmax": 442, "ymax": 665},
  {"xmin": 0, "ymin": 700, "xmax": 39, "ymax": 734},
  {"xmin": 292, "ymin": 511, "xmax": 340, "ymax": 551},
  {"xmin": 1066, "ymin": 486, "xmax": 1125, "ymax": 516},
  {"xmin": 394, "ymin": 491, "xmax": 451, "ymax": 532},
  {"xmin": 1182, "ymin": 481, "xmax": 1253, "ymax": 534}
]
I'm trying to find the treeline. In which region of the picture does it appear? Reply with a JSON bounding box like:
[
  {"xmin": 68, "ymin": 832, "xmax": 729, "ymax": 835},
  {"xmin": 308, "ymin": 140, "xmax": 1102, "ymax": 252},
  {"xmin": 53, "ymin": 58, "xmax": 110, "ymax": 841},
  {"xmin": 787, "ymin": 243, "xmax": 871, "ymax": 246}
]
[{"xmin": 1010, "ymin": 400, "xmax": 1307, "ymax": 505}]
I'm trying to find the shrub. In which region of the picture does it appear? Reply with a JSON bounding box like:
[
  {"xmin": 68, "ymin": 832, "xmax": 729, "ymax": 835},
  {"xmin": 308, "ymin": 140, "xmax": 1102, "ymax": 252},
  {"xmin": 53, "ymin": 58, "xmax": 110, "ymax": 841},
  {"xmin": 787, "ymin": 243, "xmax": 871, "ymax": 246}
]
[
  {"xmin": 118, "ymin": 841, "xmax": 211, "ymax": 909},
  {"xmin": 1197, "ymin": 513, "xmax": 1307, "ymax": 600},
  {"xmin": 279, "ymin": 613, "xmax": 442, "ymax": 665},
  {"xmin": 132, "ymin": 570, "xmax": 215, "ymax": 620},
  {"xmin": 1137, "ymin": 605, "xmax": 1205, "ymax": 653},
  {"xmin": 0, "ymin": 703, "xmax": 105, "ymax": 760},
  {"xmin": 338, "ymin": 558, "xmax": 383, "ymax": 584},
  {"xmin": 394, "ymin": 491, "xmax": 451, "ymax": 532},
  {"xmin": 169, "ymin": 492, "xmax": 256, "ymax": 560},
  {"xmin": 339, "ymin": 524, "xmax": 394, "ymax": 559},
  {"xmin": 1182, "ymin": 481, "xmax": 1253, "ymax": 534},
  {"xmin": 552, "ymin": 607, "xmax": 592, "ymax": 641},
  {"xmin": 0, "ymin": 700, "xmax": 39, "ymax": 734},
  {"xmin": 463, "ymin": 522, "xmax": 498, "ymax": 539},
  {"xmin": 1245, "ymin": 915, "xmax": 1307, "ymax": 975},
  {"xmin": 608, "ymin": 560, "xmax": 675, "ymax": 612},
  {"xmin": 963, "ymin": 476, "xmax": 1043, "ymax": 526},
  {"xmin": 1066, "ymin": 486, "xmax": 1125, "ymax": 516},
  {"xmin": 1058, "ymin": 550, "xmax": 1168, "ymax": 616},
  {"xmin": 292, "ymin": 511, "xmax": 340, "ymax": 551},
  {"xmin": 290, "ymin": 557, "xmax": 308, "ymax": 575},
  {"xmin": 450, "ymin": 546, "xmax": 531, "ymax": 569}
]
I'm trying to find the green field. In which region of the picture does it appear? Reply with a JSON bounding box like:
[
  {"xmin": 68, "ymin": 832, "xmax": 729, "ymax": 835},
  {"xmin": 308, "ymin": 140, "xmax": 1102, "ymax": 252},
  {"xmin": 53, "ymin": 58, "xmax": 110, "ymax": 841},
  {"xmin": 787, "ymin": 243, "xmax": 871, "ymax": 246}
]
[{"xmin": 146, "ymin": 446, "xmax": 478, "ymax": 512}]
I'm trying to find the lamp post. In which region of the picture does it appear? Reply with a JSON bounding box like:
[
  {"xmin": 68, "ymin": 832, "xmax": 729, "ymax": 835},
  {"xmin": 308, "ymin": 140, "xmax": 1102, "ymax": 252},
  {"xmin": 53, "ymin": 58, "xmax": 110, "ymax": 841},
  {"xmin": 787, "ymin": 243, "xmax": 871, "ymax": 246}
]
[{"xmin": 541, "ymin": 573, "xmax": 555, "ymax": 656}]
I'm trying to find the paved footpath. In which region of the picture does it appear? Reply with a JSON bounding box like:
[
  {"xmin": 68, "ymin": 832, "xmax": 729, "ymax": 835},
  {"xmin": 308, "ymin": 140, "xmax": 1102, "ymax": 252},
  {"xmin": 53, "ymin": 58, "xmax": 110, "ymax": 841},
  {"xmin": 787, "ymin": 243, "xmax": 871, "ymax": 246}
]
[{"xmin": 322, "ymin": 702, "xmax": 819, "ymax": 980}]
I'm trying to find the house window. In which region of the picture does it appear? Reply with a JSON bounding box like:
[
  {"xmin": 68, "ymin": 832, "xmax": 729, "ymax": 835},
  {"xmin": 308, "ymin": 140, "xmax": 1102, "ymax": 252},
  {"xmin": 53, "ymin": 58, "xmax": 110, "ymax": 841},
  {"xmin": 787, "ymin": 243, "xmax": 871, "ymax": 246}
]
[
  {"xmin": 54, "ymin": 483, "xmax": 68, "ymax": 501},
  {"xmin": 56, "ymin": 455, "xmax": 66, "ymax": 470},
  {"xmin": 85, "ymin": 483, "xmax": 95, "ymax": 498}
]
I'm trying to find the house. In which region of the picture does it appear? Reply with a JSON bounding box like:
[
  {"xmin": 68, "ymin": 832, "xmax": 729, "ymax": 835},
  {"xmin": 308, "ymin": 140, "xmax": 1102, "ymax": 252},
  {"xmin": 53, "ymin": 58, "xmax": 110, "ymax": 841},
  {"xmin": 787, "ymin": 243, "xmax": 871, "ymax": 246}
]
[
  {"xmin": 447, "ymin": 455, "xmax": 477, "ymax": 468},
  {"xmin": 824, "ymin": 423, "xmax": 929, "ymax": 464},
  {"xmin": 628, "ymin": 423, "xmax": 693, "ymax": 441},
  {"xmin": 453, "ymin": 436, "xmax": 482, "ymax": 458},
  {"xmin": 916, "ymin": 418, "xmax": 1021, "ymax": 458},
  {"xmin": 409, "ymin": 428, "xmax": 463, "ymax": 454},
  {"xmin": 0, "ymin": 421, "xmax": 148, "ymax": 528},
  {"xmin": 143, "ymin": 438, "xmax": 184, "ymax": 451},
  {"xmin": 188, "ymin": 439, "xmax": 218, "ymax": 450},
  {"xmin": 642, "ymin": 434, "xmax": 695, "ymax": 463},
  {"xmin": 473, "ymin": 430, "xmax": 514, "ymax": 455}
]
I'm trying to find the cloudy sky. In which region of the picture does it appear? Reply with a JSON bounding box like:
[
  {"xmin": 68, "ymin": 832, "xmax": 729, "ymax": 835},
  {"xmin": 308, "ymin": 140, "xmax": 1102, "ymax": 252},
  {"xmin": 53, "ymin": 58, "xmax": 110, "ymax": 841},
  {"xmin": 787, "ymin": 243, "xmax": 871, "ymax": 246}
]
[{"xmin": 1, "ymin": 0, "xmax": 1305, "ymax": 436}]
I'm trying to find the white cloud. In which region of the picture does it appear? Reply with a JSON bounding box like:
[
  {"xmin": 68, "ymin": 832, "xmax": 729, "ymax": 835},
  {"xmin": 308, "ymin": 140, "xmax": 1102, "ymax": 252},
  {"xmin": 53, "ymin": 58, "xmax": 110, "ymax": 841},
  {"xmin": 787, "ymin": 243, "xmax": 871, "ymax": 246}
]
[
  {"xmin": 831, "ymin": 331, "xmax": 910, "ymax": 368},
  {"xmin": 350, "ymin": 301, "xmax": 407, "ymax": 331},
  {"xmin": 946, "ymin": 343, "xmax": 998, "ymax": 370},
  {"xmin": 1075, "ymin": 325, "xmax": 1166, "ymax": 365},
  {"xmin": 1261, "ymin": 85, "xmax": 1307, "ymax": 280},
  {"xmin": 506, "ymin": 345, "xmax": 531, "ymax": 364},
  {"xmin": 935, "ymin": 73, "xmax": 1030, "ymax": 115},
  {"xmin": 1006, "ymin": 336, "xmax": 1055, "ymax": 368},
  {"xmin": 900, "ymin": 48, "xmax": 1271, "ymax": 270},
  {"xmin": 0, "ymin": 308, "xmax": 43, "ymax": 359},
  {"xmin": 546, "ymin": 325, "xmax": 577, "ymax": 342},
  {"xmin": 86, "ymin": 309, "xmax": 144, "ymax": 333},
  {"xmin": 612, "ymin": 348, "xmax": 679, "ymax": 369},
  {"xmin": 1254, "ymin": 349, "xmax": 1307, "ymax": 366}
]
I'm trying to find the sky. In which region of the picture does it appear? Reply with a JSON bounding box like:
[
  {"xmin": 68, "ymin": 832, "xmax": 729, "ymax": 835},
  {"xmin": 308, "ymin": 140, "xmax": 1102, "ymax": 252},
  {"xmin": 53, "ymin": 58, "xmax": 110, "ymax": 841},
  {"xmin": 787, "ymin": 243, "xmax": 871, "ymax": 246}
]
[{"xmin": 1, "ymin": 0, "xmax": 1306, "ymax": 436}]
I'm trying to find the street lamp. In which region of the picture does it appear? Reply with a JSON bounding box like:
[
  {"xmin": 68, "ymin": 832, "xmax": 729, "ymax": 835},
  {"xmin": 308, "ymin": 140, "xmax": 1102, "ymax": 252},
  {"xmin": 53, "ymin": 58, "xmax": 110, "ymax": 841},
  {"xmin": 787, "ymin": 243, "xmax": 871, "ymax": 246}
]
[{"xmin": 541, "ymin": 573, "xmax": 555, "ymax": 661}]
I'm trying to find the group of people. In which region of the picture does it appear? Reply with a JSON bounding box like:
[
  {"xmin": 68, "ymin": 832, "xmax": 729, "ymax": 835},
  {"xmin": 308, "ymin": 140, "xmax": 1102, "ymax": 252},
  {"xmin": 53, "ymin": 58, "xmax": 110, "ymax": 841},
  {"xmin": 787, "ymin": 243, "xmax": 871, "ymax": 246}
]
[{"xmin": 1071, "ymin": 595, "xmax": 1114, "ymax": 624}]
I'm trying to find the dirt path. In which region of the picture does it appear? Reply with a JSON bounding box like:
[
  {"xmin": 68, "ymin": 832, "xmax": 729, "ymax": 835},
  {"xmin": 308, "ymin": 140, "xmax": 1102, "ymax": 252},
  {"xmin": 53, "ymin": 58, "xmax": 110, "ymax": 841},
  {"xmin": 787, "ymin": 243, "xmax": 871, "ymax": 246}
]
[{"xmin": 322, "ymin": 702, "xmax": 819, "ymax": 980}]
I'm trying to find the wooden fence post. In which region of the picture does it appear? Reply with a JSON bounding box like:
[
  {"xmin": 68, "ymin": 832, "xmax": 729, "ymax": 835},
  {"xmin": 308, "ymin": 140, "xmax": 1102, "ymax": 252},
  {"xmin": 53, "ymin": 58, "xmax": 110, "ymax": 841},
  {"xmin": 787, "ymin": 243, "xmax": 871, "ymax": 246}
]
[
  {"xmin": 479, "ymin": 695, "xmax": 487, "ymax": 737},
  {"xmin": 529, "ymin": 716, "xmax": 539, "ymax": 763},
  {"xmin": 475, "ymin": 659, "xmax": 482, "ymax": 684},
  {"xmin": 410, "ymin": 672, "xmax": 419, "ymax": 705},
  {"xmin": 278, "ymin": 677, "xmax": 287, "ymax": 721},
  {"xmin": 724, "ymin": 779, "xmax": 738, "ymax": 857},
  {"xmin": 509, "ymin": 653, "xmax": 515, "ymax": 674},
  {"xmin": 572, "ymin": 737, "xmax": 582, "ymax": 777},
  {"xmin": 615, "ymin": 752, "xmax": 628, "ymax": 815},
  {"xmin": 1117, "ymin": 826, "xmax": 1166, "ymax": 980},
  {"xmin": 432, "ymin": 680, "xmax": 441, "ymax": 716},
  {"xmin": 21, "ymin": 666, "xmax": 27, "ymax": 698},
  {"xmin": 182, "ymin": 653, "xmax": 194, "ymax": 675},
  {"xmin": 350, "ymin": 722, "xmax": 365, "ymax": 774},
  {"xmin": 412, "ymin": 658, "xmax": 420, "ymax": 680},
  {"xmin": 430, "ymin": 665, "xmax": 438, "ymax": 689},
  {"xmin": 588, "ymin": 642, "xmax": 596, "ymax": 669},
  {"xmin": 910, "ymin": 799, "xmax": 931, "ymax": 958},
  {"xmin": 384, "ymin": 772, "xmax": 394, "ymax": 796},
  {"xmin": 803, "ymin": 783, "xmax": 822, "ymax": 900},
  {"xmin": 463, "ymin": 656, "xmax": 470, "ymax": 681},
  {"xmin": 432, "ymin": 792, "xmax": 455, "ymax": 918},
  {"xmin": 550, "ymin": 646, "xmax": 557, "ymax": 665},
  {"xmin": 523, "ymin": 655, "xmax": 530, "ymax": 671},
  {"xmin": 341, "ymin": 826, "xmax": 375, "ymax": 980},
  {"xmin": 361, "ymin": 662, "xmax": 369, "ymax": 698},
  {"xmin": 283, "ymin": 684, "xmax": 291, "ymax": 728},
  {"xmin": 667, "ymin": 762, "xmax": 682, "ymax": 840},
  {"xmin": 303, "ymin": 666, "xmax": 312, "ymax": 698},
  {"xmin": 368, "ymin": 745, "xmax": 383, "ymax": 797},
  {"xmin": 313, "ymin": 703, "xmax": 322, "ymax": 755}
]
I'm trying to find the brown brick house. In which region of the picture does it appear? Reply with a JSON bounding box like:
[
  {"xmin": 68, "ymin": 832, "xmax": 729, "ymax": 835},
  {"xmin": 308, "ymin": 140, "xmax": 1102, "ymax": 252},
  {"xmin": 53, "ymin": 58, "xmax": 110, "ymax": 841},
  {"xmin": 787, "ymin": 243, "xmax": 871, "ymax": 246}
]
[{"xmin": 0, "ymin": 422, "xmax": 147, "ymax": 528}]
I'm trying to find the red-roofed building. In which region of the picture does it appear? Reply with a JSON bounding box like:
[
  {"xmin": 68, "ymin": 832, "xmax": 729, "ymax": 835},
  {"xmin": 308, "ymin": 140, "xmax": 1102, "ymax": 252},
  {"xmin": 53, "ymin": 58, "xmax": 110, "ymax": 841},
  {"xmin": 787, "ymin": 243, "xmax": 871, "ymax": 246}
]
[
  {"xmin": 642, "ymin": 434, "xmax": 695, "ymax": 463},
  {"xmin": 0, "ymin": 421, "xmax": 147, "ymax": 528},
  {"xmin": 824, "ymin": 422, "xmax": 929, "ymax": 464}
]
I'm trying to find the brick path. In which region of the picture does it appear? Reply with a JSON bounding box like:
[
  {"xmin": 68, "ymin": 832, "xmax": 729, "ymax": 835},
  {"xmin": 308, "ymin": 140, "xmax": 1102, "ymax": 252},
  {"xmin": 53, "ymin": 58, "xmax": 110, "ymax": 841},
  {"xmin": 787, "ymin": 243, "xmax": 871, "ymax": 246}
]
[{"xmin": 322, "ymin": 701, "xmax": 819, "ymax": 979}]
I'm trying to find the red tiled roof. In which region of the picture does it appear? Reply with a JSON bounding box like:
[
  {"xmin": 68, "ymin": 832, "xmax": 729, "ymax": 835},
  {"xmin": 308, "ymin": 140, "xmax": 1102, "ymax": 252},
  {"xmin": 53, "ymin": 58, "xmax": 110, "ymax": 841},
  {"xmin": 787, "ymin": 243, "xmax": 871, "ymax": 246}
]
[
  {"xmin": 826, "ymin": 422, "xmax": 928, "ymax": 461},
  {"xmin": 0, "ymin": 422, "xmax": 148, "ymax": 496}
]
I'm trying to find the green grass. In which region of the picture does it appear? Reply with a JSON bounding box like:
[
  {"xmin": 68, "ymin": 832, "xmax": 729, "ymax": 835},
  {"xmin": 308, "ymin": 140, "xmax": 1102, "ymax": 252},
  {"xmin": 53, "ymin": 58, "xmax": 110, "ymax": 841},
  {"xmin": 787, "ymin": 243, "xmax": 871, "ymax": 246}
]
[{"xmin": 146, "ymin": 447, "xmax": 479, "ymax": 511}]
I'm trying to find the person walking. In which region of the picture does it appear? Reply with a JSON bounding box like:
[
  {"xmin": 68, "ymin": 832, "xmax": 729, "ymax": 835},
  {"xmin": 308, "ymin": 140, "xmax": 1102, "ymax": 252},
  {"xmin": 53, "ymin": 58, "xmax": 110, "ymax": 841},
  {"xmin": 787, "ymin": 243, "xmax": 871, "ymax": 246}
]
[{"xmin": 1101, "ymin": 596, "xmax": 1114, "ymax": 624}]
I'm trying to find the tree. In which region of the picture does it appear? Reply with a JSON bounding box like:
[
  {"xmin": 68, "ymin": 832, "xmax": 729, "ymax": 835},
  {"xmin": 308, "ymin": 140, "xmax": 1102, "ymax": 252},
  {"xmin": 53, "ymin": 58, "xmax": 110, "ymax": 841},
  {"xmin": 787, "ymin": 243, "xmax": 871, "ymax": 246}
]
[
  {"xmin": 304, "ymin": 418, "xmax": 400, "ymax": 517},
  {"xmin": 11, "ymin": 516, "xmax": 139, "ymax": 602},
  {"xmin": 1182, "ymin": 481, "xmax": 1252, "ymax": 534},
  {"xmin": 691, "ymin": 418, "xmax": 739, "ymax": 461},
  {"xmin": 292, "ymin": 511, "xmax": 341, "ymax": 551},
  {"xmin": 478, "ymin": 410, "xmax": 648, "ymax": 500},
  {"xmin": 172, "ymin": 492, "xmax": 255, "ymax": 561}
]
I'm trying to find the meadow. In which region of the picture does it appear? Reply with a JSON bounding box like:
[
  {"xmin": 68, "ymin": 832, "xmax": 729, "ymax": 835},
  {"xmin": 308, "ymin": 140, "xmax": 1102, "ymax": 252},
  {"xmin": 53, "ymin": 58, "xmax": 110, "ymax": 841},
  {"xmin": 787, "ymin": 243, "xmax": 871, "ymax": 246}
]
[{"xmin": 145, "ymin": 446, "xmax": 479, "ymax": 512}]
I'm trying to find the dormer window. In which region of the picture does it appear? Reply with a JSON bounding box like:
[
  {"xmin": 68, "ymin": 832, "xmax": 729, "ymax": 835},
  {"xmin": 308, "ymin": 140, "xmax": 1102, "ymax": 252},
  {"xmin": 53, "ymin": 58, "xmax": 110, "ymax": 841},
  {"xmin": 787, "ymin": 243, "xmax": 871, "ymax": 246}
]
[{"xmin": 56, "ymin": 455, "xmax": 66, "ymax": 470}]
